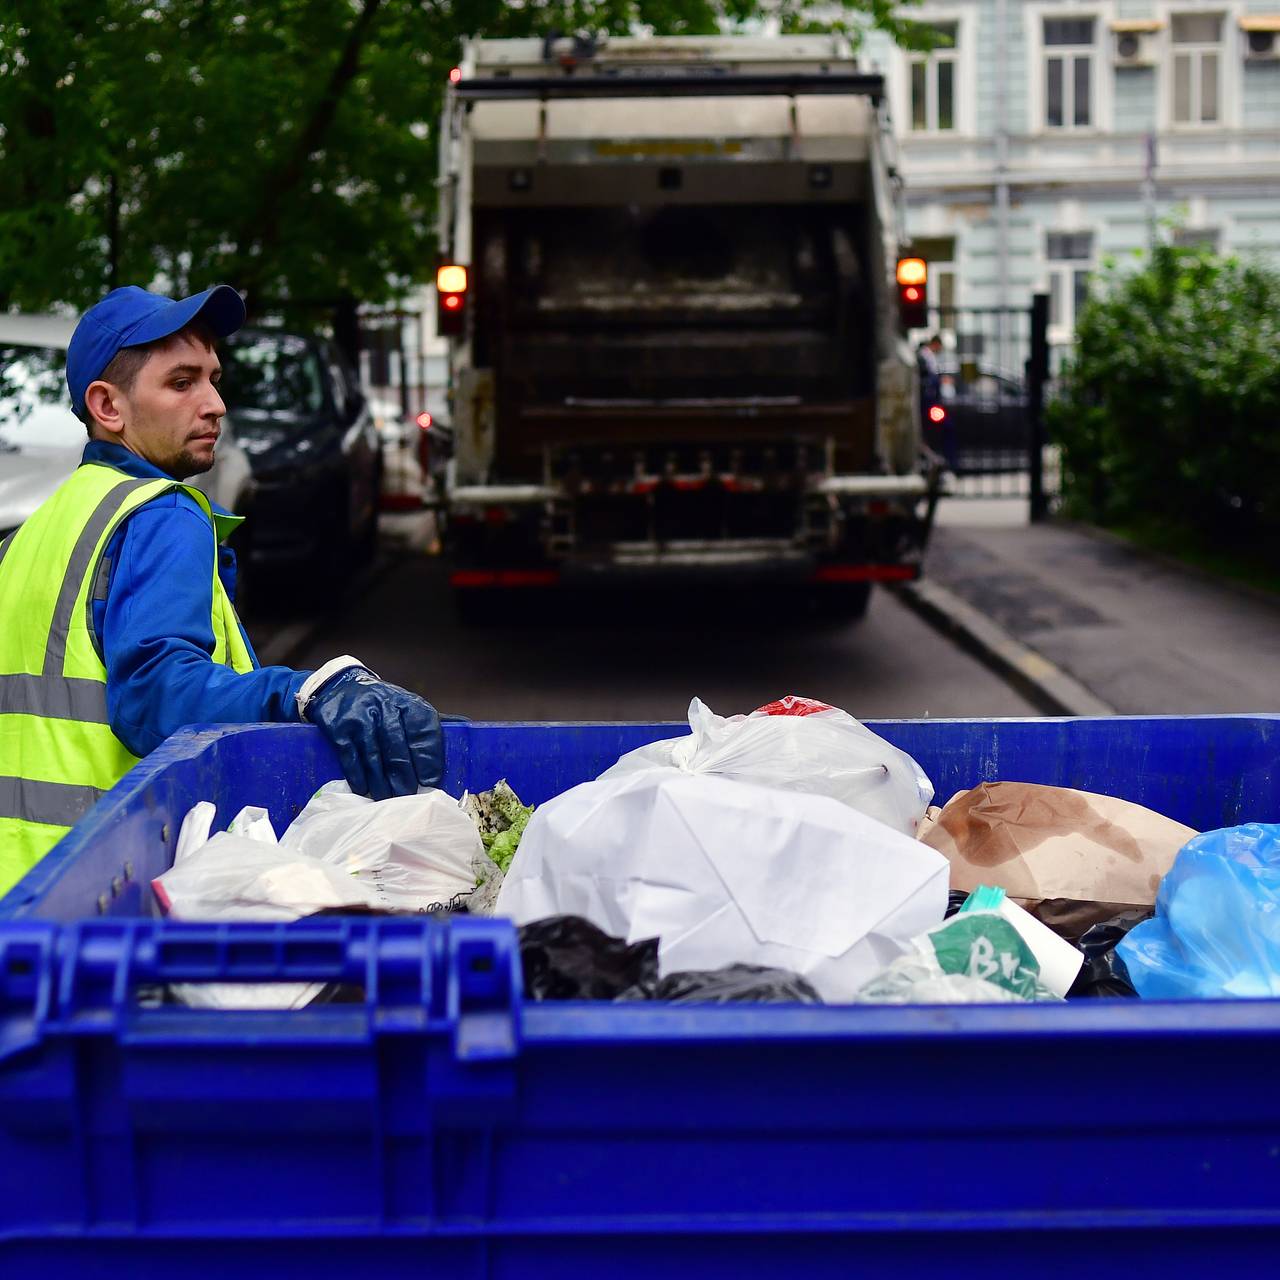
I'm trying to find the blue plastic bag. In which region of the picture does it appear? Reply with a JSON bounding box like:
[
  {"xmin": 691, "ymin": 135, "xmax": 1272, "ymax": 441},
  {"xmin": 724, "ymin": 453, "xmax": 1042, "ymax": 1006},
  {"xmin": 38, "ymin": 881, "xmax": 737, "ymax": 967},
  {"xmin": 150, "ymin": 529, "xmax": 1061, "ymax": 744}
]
[{"xmin": 1118, "ymin": 823, "xmax": 1280, "ymax": 999}]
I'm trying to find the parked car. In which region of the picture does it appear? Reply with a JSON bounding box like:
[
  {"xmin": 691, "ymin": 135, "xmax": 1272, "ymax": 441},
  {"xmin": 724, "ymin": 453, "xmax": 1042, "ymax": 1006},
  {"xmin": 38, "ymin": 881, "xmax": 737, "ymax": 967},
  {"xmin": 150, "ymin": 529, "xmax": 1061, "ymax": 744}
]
[
  {"xmin": 217, "ymin": 327, "xmax": 382, "ymax": 579},
  {"xmin": 925, "ymin": 364, "xmax": 1029, "ymax": 474},
  {"xmin": 0, "ymin": 314, "xmax": 251, "ymax": 540}
]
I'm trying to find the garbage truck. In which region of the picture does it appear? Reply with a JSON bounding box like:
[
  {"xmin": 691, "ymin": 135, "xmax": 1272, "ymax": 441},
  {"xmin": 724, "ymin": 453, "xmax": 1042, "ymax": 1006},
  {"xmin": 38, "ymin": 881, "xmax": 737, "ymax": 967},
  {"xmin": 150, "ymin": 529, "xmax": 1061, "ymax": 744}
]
[{"xmin": 433, "ymin": 33, "xmax": 941, "ymax": 617}]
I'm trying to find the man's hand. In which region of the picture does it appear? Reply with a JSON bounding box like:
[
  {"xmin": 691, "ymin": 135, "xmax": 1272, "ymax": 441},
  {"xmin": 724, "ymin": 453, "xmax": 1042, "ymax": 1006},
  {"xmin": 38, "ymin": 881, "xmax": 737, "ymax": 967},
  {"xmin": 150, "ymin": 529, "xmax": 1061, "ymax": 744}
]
[{"xmin": 304, "ymin": 666, "xmax": 443, "ymax": 800}]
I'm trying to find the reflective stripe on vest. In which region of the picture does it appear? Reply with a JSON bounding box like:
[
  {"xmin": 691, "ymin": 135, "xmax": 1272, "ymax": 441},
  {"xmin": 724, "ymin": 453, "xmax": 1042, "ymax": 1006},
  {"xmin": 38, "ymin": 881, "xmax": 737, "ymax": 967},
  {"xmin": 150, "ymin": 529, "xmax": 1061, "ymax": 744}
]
[{"xmin": 0, "ymin": 463, "xmax": 254, "ymax": 895}]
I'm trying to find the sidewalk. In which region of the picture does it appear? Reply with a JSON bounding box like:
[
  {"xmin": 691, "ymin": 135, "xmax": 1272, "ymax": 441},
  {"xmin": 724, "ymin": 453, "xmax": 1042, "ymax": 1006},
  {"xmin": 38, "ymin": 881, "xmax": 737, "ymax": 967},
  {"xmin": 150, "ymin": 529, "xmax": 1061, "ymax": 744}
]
[{"xmin": 905, "ymin": 499, "xmax": 1280, "ymax": 715}]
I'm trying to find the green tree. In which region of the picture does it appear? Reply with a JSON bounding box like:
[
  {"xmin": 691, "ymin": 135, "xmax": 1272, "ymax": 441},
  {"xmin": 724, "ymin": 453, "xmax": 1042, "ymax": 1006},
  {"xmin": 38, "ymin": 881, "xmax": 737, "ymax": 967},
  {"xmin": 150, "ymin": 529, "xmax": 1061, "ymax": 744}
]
[
  {"xmin": 0, "ymin": 0, "xmax": 928, "ymax": 317},
  {"xmin": 1048, "ymin": 244, "xmax": 1280, "ymax": 552}
]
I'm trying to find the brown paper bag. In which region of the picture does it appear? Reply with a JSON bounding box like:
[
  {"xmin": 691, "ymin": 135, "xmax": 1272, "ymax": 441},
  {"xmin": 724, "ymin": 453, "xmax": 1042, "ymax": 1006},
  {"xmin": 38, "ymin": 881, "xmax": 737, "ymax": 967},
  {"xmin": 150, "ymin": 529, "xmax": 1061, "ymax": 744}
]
[{"xmin": 918, "ymin": 781, "xmax": 1196, "ymax": 907}]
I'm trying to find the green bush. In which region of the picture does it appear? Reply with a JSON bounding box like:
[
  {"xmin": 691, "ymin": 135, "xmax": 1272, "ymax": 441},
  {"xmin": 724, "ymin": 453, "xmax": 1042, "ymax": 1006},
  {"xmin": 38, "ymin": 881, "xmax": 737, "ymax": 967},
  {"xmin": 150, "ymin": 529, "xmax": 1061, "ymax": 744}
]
[{"xmin": 1048, "ymin": 245, "xmax": 1280, "ymax": 552}]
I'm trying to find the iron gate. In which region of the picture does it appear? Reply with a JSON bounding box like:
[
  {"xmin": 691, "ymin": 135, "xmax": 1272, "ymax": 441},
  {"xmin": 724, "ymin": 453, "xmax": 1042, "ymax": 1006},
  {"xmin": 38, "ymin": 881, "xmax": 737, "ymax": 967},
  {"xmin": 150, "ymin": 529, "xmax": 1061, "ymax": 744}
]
[{"xmin": 918, "ymin": 294, "xmax": 1054, "ymax": 519}]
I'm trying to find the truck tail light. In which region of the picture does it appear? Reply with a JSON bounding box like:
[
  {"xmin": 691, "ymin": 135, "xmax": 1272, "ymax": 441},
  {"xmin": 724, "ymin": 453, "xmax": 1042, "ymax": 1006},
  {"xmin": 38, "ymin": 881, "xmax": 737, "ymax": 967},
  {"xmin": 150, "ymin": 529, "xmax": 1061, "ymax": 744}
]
[
  {"xmin": 436, "ymin": 264, "xmax": 468, "ymax": 336},
  {"xmin": 896, "ymin": 257, "xmax": 928, "ymax": 330}
]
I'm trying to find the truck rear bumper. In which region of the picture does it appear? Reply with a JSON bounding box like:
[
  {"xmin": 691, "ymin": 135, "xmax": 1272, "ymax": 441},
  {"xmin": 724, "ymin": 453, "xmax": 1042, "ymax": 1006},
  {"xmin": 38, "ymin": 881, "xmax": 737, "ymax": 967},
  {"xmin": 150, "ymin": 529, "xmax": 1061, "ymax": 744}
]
[{"xmin": 450, "ymin": 541, "xmax": 920, "ymax": 589}]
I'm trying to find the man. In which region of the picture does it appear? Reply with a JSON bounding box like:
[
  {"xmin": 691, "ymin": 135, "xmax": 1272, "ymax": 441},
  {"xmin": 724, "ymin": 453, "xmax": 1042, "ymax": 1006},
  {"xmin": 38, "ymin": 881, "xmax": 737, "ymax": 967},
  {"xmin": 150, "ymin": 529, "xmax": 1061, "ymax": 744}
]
[
  {"xmin": 0, "ymin": 285, "xmax": 445, "ymax": 893},
  {"xmin": 916, "ymin": 333, "xmax": 943, "ymax": 411}
]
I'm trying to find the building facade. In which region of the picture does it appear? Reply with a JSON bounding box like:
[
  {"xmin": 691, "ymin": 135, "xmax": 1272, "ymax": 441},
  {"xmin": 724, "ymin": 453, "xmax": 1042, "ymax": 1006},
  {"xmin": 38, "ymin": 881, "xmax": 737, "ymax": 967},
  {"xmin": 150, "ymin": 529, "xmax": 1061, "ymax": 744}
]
[{"xmin": 857, "ymin": 1, "xmax": 1280, "ymax": 352}]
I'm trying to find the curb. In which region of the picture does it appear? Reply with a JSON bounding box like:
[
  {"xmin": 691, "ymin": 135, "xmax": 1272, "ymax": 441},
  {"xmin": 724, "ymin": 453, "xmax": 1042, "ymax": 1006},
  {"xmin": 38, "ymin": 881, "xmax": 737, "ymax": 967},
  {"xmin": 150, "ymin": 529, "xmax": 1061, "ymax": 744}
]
[{"xmin": 893, "ymin": 577, "xmax": 1117, "ymax": 718}]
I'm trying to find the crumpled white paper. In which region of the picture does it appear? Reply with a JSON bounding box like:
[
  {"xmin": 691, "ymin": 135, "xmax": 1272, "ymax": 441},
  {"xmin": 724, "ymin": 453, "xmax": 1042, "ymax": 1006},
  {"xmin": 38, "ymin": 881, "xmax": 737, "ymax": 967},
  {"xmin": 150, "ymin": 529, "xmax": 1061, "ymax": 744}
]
[{"xmin": 495, "ymin": 768, "xmax": 949, "ymax": 1002}]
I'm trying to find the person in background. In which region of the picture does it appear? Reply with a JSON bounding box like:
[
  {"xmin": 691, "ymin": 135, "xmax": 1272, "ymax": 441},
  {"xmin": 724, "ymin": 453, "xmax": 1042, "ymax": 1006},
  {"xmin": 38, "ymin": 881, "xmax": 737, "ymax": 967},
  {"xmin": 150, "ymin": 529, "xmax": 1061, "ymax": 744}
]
[{"xmin": 917, "ymin": 333, "xmax": 943, "ymax": 412}]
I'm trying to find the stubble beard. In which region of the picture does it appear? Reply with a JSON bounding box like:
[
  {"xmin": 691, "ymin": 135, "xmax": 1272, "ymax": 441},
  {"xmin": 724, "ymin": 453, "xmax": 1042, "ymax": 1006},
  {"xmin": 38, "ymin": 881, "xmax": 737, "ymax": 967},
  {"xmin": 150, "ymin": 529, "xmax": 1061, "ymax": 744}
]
[{"xmin": 171, "ymin": 447, "xmax": 215, "ymax": 480}]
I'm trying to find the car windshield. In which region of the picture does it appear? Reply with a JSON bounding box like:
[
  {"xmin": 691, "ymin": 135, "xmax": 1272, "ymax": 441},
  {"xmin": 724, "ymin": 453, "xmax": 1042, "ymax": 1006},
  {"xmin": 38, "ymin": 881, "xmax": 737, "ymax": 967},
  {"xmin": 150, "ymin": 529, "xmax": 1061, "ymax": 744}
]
[
  {"xmin": 0, "ymin": 345, "xmax": 86, "ymax": 450},
  {"xmin": 220, "ymin": 332, "xmax": 325, "ymax": 415}
]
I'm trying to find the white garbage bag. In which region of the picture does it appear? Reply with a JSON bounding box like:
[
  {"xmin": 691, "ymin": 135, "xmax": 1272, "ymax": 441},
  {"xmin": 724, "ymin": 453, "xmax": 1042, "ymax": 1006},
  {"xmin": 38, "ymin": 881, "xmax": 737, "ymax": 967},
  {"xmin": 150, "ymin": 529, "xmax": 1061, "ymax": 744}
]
[
  {"xmin": 282, "ymin": 782, "xmax": 482, "ymax": 912},
  {"xmin": 154, "ymin": 784, "xmax": 486, "ymax": 1010},
  {"xmin": 495, "ymin": 768, "xmax": 949, "ymax": 1002},
  {"xmin": 601, "ymin": 696, "xmax": 934, "ymax": 836}
]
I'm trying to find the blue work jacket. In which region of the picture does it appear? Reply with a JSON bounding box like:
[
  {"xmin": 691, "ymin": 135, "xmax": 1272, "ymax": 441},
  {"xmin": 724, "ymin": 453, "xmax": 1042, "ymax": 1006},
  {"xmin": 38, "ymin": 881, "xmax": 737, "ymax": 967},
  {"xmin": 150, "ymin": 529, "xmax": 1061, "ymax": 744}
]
[{"xmin": 84, "ymin": 440, "xmax": 311, "ymax": 756}]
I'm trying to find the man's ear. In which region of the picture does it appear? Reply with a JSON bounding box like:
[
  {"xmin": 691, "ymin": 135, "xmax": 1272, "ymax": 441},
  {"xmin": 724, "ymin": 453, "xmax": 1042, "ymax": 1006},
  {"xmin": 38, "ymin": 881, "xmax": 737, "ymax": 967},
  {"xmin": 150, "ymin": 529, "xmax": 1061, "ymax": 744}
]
[{"xmin": 84, "ymin": 381, "xmax": 126, "ymax": 437}]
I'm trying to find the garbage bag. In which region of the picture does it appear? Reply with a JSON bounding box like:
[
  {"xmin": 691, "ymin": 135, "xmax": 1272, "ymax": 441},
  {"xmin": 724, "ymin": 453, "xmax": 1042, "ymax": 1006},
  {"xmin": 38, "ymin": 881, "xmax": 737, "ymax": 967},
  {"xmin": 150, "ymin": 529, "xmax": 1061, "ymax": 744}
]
[
  {"xmin": 918, "ymin": 781, "xmax": 1194, "ymax": 907},
  {"xmin": 496, "ymin": 768, "xmax": 949, "ymax": 1003},
  {"xmin": 1027, "ymin": 897, "xmax": 1154, "ymax": 944},
  {"xmin": 1117, "ymin": 823, "xmax": 1280, "ymax": 998},
  {"xmin": 282, "ymin": 782, "xmax": 481, "ymax": 911},
  {"xmin": 601, "ymin": 695, "xmax": 934, "ymax": 836},
  {"xmin": 620, "ymin": 963, "xmax": 822, "ymax": 1005},
  {"xmin": 1068, "ymin": 911, "xmax": 1150, "ymax": 998},
  {"xmin": 154, "ymin": 785, "xmax": 486, "ymax": 1010},
  {"xmin": 519, "ymin": 915, "xmax": 659, "ymax": 1001},
  {"xmin": 857, "ymin": 910, "xmax": 1062, "ymax": 1004}
]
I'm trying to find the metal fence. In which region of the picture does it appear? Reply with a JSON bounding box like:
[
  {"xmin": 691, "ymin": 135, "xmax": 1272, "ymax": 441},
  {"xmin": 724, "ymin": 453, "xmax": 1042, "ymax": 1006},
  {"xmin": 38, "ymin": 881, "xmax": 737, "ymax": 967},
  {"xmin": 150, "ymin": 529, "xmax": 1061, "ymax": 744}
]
[{"xmin": 919, "ymin": 295, "xmax": 1055, "ymax": 519}]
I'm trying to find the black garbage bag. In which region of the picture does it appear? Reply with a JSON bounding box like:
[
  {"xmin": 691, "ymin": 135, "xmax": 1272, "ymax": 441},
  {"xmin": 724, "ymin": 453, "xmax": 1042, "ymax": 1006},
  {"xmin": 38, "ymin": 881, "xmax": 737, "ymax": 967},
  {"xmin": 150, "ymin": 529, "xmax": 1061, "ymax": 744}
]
[
  {"xmin": 1067, "ymin": 910, "xmax": 1152, "ymax": 998},
  {"xmin": 519, "ymin": 915, "xmax": 660, "ymax": 1001},
  {"xmin": 618, "ymin": 963, "xmax": 823, "ymax": 1005}
]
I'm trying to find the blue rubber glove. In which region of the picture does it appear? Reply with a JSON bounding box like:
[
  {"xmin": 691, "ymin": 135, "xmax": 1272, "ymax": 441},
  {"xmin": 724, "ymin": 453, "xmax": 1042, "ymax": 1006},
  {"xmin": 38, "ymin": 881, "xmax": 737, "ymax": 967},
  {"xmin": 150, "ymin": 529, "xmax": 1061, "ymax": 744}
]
[{"xmin": 305, "ymin": 667, "xmax": 444, "ymax": 800}]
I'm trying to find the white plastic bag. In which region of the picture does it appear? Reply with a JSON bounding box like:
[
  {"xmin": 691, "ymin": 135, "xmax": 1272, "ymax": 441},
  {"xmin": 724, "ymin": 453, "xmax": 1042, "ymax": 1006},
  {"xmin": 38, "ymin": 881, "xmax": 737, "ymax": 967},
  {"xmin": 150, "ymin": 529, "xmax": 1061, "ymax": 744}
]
[
  {"xmin": 154, "ymin": 832, "xmax": 372, "ymax": 921},
  {"xmin": 282, "ymin": 782, "xmax": 482, "ymax": 911},
  {"xmin": 601, "ymin": 696, "xmax": 934, "ymax": 836},
  {"xmin": 154, "ymin": 785, "xmax": 486, "ymax": 1010},
  {"xmin": 495, "ymin": 767, "xmax": 949, "ymax": 1002}
]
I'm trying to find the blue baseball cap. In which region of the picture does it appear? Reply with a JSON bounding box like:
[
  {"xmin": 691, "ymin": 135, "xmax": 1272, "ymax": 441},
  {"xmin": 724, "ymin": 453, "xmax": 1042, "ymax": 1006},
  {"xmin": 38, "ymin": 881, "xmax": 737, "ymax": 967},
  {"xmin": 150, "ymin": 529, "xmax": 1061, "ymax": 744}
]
[{"xmin": 66, "ymin": 284, "xmax": 246, "ymax": 418}]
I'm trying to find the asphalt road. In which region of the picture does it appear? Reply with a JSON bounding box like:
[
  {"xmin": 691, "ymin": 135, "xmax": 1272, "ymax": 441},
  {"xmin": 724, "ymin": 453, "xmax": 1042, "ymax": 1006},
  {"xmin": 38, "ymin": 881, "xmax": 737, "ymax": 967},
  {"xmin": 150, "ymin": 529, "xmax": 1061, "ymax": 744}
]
[{"xmin": 246, "ymin": 537, "xmax": 1040, "ymax": 722}]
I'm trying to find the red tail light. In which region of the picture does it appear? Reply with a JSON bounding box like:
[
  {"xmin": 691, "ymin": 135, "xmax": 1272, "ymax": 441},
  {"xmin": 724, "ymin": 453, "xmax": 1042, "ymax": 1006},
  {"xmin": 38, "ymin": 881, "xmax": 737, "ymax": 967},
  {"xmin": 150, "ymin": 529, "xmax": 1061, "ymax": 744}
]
[
  {"xmin": 416, "ymin": 411, "xmax": 433, "ymax": 431},
  {"xmin": 928, "ymin": 404, "xmax": 947, "ymax": 424}
]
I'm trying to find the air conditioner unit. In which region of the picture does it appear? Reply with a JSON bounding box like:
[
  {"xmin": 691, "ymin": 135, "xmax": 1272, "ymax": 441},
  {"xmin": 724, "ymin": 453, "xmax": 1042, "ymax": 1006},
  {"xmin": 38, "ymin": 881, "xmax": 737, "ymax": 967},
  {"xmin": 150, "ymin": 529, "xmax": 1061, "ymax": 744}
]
[
  {"xmin": 1113, "ymin": 28, "xmax": 1158, "ymax": 68},
  {"xmin": 1243, "ymin": 26, "xmax": 1280, "ymax": 63}
]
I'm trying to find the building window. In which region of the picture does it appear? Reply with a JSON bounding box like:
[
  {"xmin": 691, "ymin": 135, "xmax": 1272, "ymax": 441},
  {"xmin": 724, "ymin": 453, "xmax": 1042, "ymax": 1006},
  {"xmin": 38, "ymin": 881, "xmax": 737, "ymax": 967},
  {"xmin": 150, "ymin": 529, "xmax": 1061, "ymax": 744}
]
[
  {"xmin": 1046, "ymin": 231, "xmax": 1093, "ymax": 331},
  {"xmin": 1171, "ymin": 13, "xmax": 1223, "ymax": 125},
  {"xmin": 909, "ymin": 23, "xmax": 959, "ymax": 132},
  {"xmin": 931, "ymin": 263, "xmax": 957, "ymax": 315},
  {"xmin": 1171, "ymin": 226, "xmax": 1220, "ymax": 252},
  {"xmin": 1043, "ymin": 17, "xmax": 1095, "ymax": 128}
]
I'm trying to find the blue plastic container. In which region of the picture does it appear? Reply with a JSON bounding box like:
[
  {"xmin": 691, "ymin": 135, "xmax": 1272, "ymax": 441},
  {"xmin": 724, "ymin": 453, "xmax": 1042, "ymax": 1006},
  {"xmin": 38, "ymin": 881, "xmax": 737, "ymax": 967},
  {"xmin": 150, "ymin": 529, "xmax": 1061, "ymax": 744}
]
[{"xmin": 2, "ymin": 715, "xmax": 1280, "ymax": 1278}]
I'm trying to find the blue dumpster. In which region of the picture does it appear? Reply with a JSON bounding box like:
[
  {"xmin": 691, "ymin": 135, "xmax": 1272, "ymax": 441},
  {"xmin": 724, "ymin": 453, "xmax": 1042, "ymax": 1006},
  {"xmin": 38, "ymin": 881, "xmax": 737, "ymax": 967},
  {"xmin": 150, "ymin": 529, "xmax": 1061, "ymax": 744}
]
[{"xmin": 1, "ymin": 715, "xmax": 1279, "ymax": 1278}]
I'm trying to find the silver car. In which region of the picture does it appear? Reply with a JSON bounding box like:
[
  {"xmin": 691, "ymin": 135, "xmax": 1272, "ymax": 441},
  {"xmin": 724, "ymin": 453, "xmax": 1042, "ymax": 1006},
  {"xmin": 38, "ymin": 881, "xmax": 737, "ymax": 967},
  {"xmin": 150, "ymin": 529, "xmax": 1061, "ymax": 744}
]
[{"xmin": 0, "ymin": 313, "xmax": 252, "ymax": 539}]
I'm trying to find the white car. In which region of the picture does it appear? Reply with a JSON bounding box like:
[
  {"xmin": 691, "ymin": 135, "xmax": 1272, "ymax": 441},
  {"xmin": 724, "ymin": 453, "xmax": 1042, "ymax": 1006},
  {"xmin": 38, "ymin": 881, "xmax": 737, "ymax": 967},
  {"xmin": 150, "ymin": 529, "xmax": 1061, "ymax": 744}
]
[{"xmin": 0, "ymin": 314, "xmax": 252, "ymax": 539}]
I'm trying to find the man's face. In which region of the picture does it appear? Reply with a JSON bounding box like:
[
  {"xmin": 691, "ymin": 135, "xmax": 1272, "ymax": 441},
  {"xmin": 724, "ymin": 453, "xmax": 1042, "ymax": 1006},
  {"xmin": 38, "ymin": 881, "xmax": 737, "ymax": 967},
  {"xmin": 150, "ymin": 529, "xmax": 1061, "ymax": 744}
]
[{"xmin": 114, "ymin": 334, "xmax": 226, "ymax": 479}]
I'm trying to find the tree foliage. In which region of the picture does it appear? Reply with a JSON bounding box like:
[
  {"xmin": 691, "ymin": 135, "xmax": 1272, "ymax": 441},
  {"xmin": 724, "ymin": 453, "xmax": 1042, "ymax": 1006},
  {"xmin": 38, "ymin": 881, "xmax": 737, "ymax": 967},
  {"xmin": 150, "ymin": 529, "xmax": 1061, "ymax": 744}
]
[
  {"xmin": 1048, "ymin": 244, "xmax": 1280, "ymax": 552},
  {"xmin": 0, "ymin": 0, "xmax": 927, "ymax": 315}
]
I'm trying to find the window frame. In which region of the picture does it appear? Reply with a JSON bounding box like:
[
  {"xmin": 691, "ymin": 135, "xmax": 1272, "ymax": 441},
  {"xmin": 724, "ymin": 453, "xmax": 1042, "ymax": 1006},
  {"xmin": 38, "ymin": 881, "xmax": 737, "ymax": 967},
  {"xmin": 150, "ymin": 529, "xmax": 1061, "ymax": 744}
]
[
  {"xmin": 1024, "ymin": 5, "xmax": 1110, "ymax": 135},
  {"xmin": 1159, "ymin": 4, "xmax": 1238, "ymax": 130},
  {"xmin": 1043, "ymin": 229, "xmax": 1096, "ymax": 341},
  {"xmin": 896, "ymin": 8, "xmax": 977, "ymax": 138}
]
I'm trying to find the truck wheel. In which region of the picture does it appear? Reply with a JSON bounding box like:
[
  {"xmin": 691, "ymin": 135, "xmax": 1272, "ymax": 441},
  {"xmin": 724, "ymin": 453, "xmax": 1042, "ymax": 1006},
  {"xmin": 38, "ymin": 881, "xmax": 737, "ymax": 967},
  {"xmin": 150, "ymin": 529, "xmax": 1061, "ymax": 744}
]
[{"xmin": 811, "ymin": 582, "xmax": 872, "ymax": 623}]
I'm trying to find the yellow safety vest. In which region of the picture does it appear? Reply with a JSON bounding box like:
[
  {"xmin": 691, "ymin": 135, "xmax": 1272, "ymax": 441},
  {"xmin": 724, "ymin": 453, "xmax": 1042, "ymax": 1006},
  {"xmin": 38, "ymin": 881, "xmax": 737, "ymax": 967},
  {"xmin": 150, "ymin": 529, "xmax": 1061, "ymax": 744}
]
[{"xmin": 0, "ymin": 461, "xmax": 254, "ymax": 895}]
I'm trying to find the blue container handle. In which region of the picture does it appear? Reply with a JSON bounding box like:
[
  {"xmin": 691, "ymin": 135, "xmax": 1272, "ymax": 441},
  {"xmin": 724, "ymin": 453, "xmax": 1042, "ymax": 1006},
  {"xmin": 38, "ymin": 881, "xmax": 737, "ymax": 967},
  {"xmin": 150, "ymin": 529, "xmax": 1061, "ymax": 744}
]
[{"xmin": 0, "ymin": 916, "xmax": 522, "ymax": 1066}]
